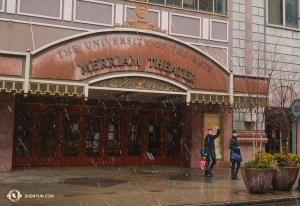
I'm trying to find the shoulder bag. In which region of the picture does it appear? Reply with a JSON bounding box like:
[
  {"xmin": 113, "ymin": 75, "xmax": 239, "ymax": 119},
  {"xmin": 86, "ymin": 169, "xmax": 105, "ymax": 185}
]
[{"xmin": 231, "ymin": 152, "xmax": 243, "ymax": 162}]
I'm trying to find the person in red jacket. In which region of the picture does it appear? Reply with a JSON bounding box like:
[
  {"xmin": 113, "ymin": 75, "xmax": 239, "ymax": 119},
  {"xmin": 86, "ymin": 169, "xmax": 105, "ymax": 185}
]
[{"xmin": 204, "ymin": 126, "xmax": 221, "ymax": 177}]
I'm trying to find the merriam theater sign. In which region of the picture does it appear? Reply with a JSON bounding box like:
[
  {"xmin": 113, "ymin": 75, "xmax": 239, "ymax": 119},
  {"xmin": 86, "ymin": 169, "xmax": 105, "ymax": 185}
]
[{"xmin": 32, "ymin": 30, "xmax": 228, "ymax": 91}]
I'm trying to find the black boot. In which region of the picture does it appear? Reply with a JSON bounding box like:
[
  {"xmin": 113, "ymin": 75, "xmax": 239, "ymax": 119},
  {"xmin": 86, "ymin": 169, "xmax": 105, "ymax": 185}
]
[{"xmin": 205, "ymin": 170, "xmax": 213, "ymax": 177}]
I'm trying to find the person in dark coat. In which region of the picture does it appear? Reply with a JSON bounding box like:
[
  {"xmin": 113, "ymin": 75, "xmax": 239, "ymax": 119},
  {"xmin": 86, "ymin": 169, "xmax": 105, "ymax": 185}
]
[
  {"xmin": 229, "ymin": 130, "xmax": 241, "ymax": 179},
  {"xmin": 204, "ymin": 126, "xmax": 221, "ymax": 177}
]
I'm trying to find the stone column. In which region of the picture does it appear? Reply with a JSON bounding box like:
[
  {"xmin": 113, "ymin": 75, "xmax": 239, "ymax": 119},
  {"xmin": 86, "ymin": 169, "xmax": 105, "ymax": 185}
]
[{"xmin": 0, "ymin": 93, "xmax": 15, "ymax": 172}]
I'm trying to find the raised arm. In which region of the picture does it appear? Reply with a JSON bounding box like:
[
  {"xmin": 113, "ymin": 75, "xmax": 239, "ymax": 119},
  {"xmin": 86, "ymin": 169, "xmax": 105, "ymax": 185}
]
[{"xmin": 213, "ymin": 126, "xmax": 221, "ymax": 140}]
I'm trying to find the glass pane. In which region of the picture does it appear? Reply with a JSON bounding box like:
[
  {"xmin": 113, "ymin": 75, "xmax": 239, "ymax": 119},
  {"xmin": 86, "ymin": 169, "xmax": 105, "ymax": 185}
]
[
  {"xmin": 214, "ymin": 0, "xmax": 227, "ymax": 15},
  {"xmin": 64, "ymin": 115, "xmax": 79, "ymax": 156},
  {"xmin": 166, "ymin": 116, "xmax": 180, "ymax": 157},
  {"xmin": 5, "ymin": 81, "xmax": 13, "ymax": 90},
  {"xmin": 148, "ymin": 0, "xmax": 165, "ymax": 4},
  {"xmin": 16, "ymin": 82, "xmax": 23, "ymax": 91},
  {"xmin": 166, "ymin": 0, "xmax": 181, "ymax": 7},
  {"xmin": 200, "ymin": 0, "xmax": 213, "ymax": 12},
  {"xmin": 268, "ymin": 0, "xmax": 283, "ymax": 25},
  {"xmin": 148, "ymin": 118, "xmax": 161, "ymax": 156},
  {"xmin": 285, "ymin": 0, "xmax": 298, "ymax": 28},
  {"xmin": 86, "ymin": 116, "xmax": 100, "ymax": 157},
  {"xmin": 15, "ymin": 113, "xmax": 33, "ymax": 157},
  {"xmin": 128, "ymin": 117, "xmax": 141, "ymax": 156},
  {"xmin": 108, "ymin": 116, "xmax": 122, "ymax": 156},
  {"xmin": 40, "ymin": 114, "xmax": 56, "ymax": 157},
  {"xmin": 183, "ymin": 0, "xmax": 198, "ymax": 10}
]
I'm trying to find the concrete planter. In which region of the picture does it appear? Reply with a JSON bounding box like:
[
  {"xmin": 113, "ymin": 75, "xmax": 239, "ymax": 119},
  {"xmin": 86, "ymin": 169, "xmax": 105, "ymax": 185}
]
[
  {"xmin": 272, "ymin": 167, "xmax": 300, "ymax": 191},
  {"xmin": 241, "ymin": 167, "xmax": 275, "ymax": 194}
]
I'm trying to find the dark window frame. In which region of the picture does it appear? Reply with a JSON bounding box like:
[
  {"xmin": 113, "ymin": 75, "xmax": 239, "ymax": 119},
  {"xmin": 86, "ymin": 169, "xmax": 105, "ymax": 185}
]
[
  {"xmin": 268, "ymin": 0, "xmax": 299, "ymax": 28},
  {"xmin": 130, "ymin": 0, "xmax": 228, "ymax": 16}
]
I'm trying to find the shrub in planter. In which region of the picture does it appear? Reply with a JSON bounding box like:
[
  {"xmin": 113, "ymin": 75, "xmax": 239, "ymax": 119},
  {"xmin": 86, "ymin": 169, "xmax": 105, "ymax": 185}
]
[
  {"xmin": 244, "ymin": 152, "xmax": 276, "ymax": 169},
  {"xmin": 272, "ymin": 153, "xmax": 300, "ymax": 191},
  {"xmin": 273, "ymin": 153, "xmax": 300, "ymax": 167},
  {"xmin": 241, "ymin": 152, "xmax": 276, "ymax": 194}
]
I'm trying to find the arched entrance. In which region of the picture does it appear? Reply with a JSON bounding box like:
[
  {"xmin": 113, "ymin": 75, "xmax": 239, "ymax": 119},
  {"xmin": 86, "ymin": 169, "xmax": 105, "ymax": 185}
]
[
  {"xmin": 11, "ymin": 27, "xmax": 229, "ymax": 167},
  {"xmin": 13, "ymin": 74, "xmax": 188, "ymax": 166}
]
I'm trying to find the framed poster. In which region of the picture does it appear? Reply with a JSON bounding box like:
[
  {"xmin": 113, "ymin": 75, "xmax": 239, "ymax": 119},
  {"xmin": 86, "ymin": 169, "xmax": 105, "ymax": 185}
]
[{"xmin": 203, "ymin": 113, "xmax": 223, "ymax": 159}]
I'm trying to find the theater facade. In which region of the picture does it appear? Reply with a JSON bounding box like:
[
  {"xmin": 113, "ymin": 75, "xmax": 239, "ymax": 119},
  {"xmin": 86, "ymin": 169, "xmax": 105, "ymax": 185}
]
[{"xmin": 0, "ymin": 2, "xmax": 270, "ymax": 172}]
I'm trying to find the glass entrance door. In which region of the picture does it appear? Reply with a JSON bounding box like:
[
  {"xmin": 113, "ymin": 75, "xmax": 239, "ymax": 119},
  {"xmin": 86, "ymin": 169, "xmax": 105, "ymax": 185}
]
[
  {"xmin": 37, "ymin": 110, "xmax": 60, "ymax": 166},
  {"xmin": 144, "ymin": 110, "xmax": 181, "ymax": 164},
  {"xmin": 80, "ymin": 107, "xmax": 106, "ymax": 165},
  {"xmin": 13, "ymin": 102, "xmax": 182, "ymax": 167},
  {"xmin": 125, "ymin": 109, "xmax": 145, "ymax": 164},
  {"xmin": 165, "ymin": 111, "xmax": 181, "ymax": 162},
  {"xmin": 14, "ymin": 104, "xmax": 61, "ymax": 166},
  {"xmin": 13, "ymin": 106, "xmax": 35, "ymax": 166},
  {"xmin": 128, "ymin": 117, "xmax": 142, "ymax": 156},
  {"xmin": 148, "ymin": 117, "xmax": 162, "ymax": 157},
  {"xmin": 59, "ymin": 107, "xmax": 84, "ymax": 166},
  {"xmin": 105, "ymin": 108, "xmax": 125, "ymax": 165}
]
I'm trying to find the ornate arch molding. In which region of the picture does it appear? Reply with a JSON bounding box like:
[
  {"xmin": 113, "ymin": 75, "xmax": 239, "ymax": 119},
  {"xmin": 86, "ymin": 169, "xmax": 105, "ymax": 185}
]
[
  {"xmin": 90, "ymin": 76, "xmax": 185, "ymax": 93},
  {"xmin": 29, "ymin": 29, "xmax": 229, "ymax": 100}
]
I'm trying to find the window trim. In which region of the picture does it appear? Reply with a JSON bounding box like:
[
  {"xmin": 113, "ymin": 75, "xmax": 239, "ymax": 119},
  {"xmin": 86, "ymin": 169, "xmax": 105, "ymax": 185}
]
[
  {"xmin": 210, "ymin": 19, "xmax": 228, "ymax": 42},
  {"xmin": 129, "ymin": 0, "xmax": 229, "ymax": 17},
  {"xmin": 169, "ymin": 12, "xmax": 202, "ymax": 38},
  {"xmin": 267, "ymin": 0, "xmax": 299, "ymax": 29}
]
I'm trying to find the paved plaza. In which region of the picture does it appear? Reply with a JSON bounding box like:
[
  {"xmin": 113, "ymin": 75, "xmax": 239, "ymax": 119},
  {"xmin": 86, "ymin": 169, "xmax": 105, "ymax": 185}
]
[{"xmin": 0, "ymin": 165, "xmax": 300, "ymax": 205}]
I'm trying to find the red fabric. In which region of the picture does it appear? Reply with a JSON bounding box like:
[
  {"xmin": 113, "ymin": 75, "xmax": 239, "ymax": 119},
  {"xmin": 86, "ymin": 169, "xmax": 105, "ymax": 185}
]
[{"xmin": 200, "ymin": 159, "xmax": 207, "ymax": 170}]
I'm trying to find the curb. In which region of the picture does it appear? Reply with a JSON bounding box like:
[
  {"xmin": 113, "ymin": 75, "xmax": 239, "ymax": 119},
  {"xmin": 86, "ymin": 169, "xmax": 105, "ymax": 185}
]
[{"xmin": 180, "ymin": 196, "xmax": 300, "ymax": 206}]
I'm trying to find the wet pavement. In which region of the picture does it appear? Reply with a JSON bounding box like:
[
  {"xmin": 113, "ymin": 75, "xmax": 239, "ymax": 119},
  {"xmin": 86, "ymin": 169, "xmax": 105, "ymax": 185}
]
[{"xmin": 0, "ymin": 165, "xmax": 300, "ymax": 205}]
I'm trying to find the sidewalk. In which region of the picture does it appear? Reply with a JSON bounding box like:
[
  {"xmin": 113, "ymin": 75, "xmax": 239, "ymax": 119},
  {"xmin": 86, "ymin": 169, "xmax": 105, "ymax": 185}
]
[{"xmin": 0, "ymin": 165, "xmax": 300, "ymax": 206}]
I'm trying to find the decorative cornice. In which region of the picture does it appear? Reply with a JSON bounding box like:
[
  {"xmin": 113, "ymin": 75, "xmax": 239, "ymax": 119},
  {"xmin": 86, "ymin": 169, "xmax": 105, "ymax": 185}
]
[
  {"xmin": 90, "ymin": 76, "xmax": 184, "ymax": 92},
  {"xmin": 114, "ymin": 20, "xmax": 167, "ymax": 34},
  {"xmin": 114, "ymin": 4, "xmax": 167, "ymax": 34}
]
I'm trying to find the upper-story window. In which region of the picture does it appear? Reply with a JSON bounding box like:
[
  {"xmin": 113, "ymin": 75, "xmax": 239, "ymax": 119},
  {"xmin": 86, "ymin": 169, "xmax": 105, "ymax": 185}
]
[
  {"xmin": 133, "ymin": 0, "xmax": 228, "ymax": 15},
  {"xmin": 268, "ymin": 0, "xmax": 299, "ymax": 28}
]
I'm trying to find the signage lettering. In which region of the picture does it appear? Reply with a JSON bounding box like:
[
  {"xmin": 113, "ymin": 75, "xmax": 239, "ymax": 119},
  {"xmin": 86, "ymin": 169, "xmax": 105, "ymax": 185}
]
[
  {"xmin": 54, "ymin": 36, "xmax": 214, "ymax": 85},
  {"xmin": 78, "ymin": 56, "xmax": 140, "ymax": 74},
  {"xmin": 56, "ymin": 37, "xmax": 149, "ymax": 59},
  {"xmin": 78, "ymin": 55, "xmax": 197, "ymax": 84},
  {"xmin": 192, "ymin": 58, "xmax": 212, "ymax": 72},
  {"xmin": 148, "ymin": 57, "xmax": 196, "ymax": 83}
]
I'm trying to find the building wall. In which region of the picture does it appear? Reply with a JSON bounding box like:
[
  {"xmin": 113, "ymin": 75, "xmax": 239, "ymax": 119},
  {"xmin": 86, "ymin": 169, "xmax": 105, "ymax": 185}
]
[
  {"xmin": 0, "ymin": 0, "xmax": 231, "ymax": 73},
  {"xmin": 0, "ymin": 93, "xmax": 15, "ymax": 172},
  {"xmin": 232, "ymin": 0, "xmax": 300, "ymax": 155},
  {"xmin": 6, "ymin": 0, "xmax": 298, "ymax": 168},
  {"xmin": 181, "ymin": 104, "xmax": 233, "ymax": 168}
]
